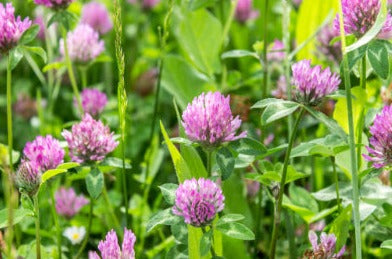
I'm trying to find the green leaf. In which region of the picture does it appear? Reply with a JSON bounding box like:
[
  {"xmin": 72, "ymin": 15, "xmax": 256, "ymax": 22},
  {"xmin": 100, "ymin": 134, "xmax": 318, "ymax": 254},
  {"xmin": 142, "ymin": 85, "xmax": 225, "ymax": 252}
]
[
  {"xmin": 43, "ymin": 62, "xmax": 66, "ymax": 72},
  {"xmin": 245, "ymin": 165, "xmax": 307, "ymax": 186},
  {"xmin": 347, "ymin": 45, "xmax": 367, "ymax": 69},
  {"xmin": 161, "ymin": 55, "xmax": 215, "ymax": 109},
  {"xmin": 85, "ymin": 168, "xmax": 104, "ymax": 199},
  {"xmin": 22, "ymin": 46, "xmax": 47, "ymax": 63},
  {"xmin": 159, "ymin": 183, "xmax": 178, "ymax": 205},
  {"xmin": 304, "ymin": 105, "xmax": 347, "ymax": 139},
  {"xmin": 216, "ymin": 222, "xmax": 255, "ymax": 240},
  {"xmin": 329, "ymin": 205, "xmax": 352, "ymax": 251},
  {"xmin": 19, "ymin": 25, "xmax": 40, "ymax": 45},
  {"xmin": 221, "ymin": 50, "xmax": 259, "ymax": 60},
  {"xmin": 286, "ymin": 165, "xmax": 309, "ymax": 183},
  {"xmin": 346, "ymin": 0, "xmax": 388, "ymax": 52},
  {"xmin": 216, "ymin": 148, "xmax": 235, "ymax": 180},
  {"xmin": 252, "ymin": 98, "xmax": 296, "ymax": 109},
  {"xmin": 283, "ymin": 195, "xmax": 316, "ymax": 222},
  {"xmin": 160, "ymin": 121, "xmax": 192, "ymax": 182},
  {"xmin": 216, "ymin": 214, "xmax": 245, "ymax": 225},
  {"xmin": 9, "ymin": 47, "xmax": 24, "ymax": 70},
  {"xmin": 41, "ymin": 169, "xmax": 67, "ymax": 184},
  {"xmin": 57, "ymin": 162, "xmax": 79, "ymax": 170},
  {"xmin": 100, "ymin": 157, "xmax": 132, "ymax": 169},
  {"xmin": 173, "ymin": 7, "xmax": 222, "ymax": 76},
  {"xmin": 0, "ymin": 208, "xmax": 34, "ymax": 228},
  {"xmin": 289, "ymin": 184, "xmax": 319, "ymax": 213},
  {"xmin": 200, "ymin": 229, "xmax": 212, "ymax": 256},
  {"xmin": 261, "ymin": 102, "xmax": 300, "ymax": 125},
  {"xmin": 381, "ymin": 240, "xmax": 392, "ymax": 250},
  {"xmin": 229, "ymin": 138, "xmax": 267, "ymax": 157},
  {"xmin": 170, "ymin": 137, "xmax": 195, "ymax": 146},
  {"xmin": 41, "ymin": 162, "xmax": 79, "ymax": 183},
  {"xmin": 146, "ymin": 208, "xmax": 181, "ymax": 233},
  {"xmin": 367, "ymin": 40, "xmax": 389, "ymax": 79}
]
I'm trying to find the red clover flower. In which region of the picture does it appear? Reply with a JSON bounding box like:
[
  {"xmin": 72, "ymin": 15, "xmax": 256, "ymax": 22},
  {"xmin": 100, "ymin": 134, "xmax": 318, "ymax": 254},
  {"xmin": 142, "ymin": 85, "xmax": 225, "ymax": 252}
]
[{"xmin": 173, "ymin": 178, "xmax": 225, "ymax": 227}]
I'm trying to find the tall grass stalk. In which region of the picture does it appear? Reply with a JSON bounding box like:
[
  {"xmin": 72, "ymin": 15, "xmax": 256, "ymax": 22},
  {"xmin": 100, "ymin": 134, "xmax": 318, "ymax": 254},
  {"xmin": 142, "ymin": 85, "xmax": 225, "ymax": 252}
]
[
  {"xmin": 113, "ymin": 0, "xmax": 129, "ymax": 226},
  {"xmin": 338, "ymin": 2, "xmax": 362, "ymax": 258}
]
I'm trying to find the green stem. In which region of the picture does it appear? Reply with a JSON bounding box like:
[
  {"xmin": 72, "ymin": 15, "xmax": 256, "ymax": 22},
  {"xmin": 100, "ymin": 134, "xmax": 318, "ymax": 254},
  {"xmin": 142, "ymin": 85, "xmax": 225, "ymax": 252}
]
[
  {"xmin": 206, "ymin": 150, "xmax": 213, "ymax": 176},
  {"xmin": 338, "ymin": 4, "xmax": 362, "ymax": 258},
  {"xmin": 80, "ymin": 66, "xmax": 88, "ymax": 89},
  {"xmin": 221, "ymin": 0, "xmax": 239, "ymax": 49},
  {"xmin": 331, "ymin": 157, "xmax": 341, "ymax": 211},
  {"xmin": 49, "ymin": 184, "xmax": 62, "ymax": 259},
  {"xmin": 34, "ymin": 195, "xmax": 41, "ymax": 259},
  {"xmin": 360, "ymin": 56, "xmax": 366, "ymax": 89},
  {"xmin": 269, "ymin": 107, "xmax": 305, "ymax": 259},
  {"xmin": 75, "ymin": 198, "xmax": 94, "ymax": 259},
  {"xmin": 61, "ymin": 25, "xmax": 83, "ymax": 114},
  {"xmin": 262, "ymin": 0, "xmax": 269, "ymax": 99}
]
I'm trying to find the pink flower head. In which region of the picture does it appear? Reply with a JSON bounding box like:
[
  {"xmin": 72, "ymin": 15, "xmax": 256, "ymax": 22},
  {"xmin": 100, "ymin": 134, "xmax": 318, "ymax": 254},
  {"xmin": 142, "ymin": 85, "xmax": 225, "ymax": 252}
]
[
  {"xmin": 79, "ymin": 88, "xmax": 108, "ymax": 117},
  {"xmin": 173, "ymin": 178, "xmax": 225, "ymax": 227},
  {"xmin": 267, "ymin": 40, "xmax": 285, "ymax": 62},
  {"xmin": 23, "ymin": 135, "xmax": 65, "ymax": 172},
  {"xmin": 317, "ymin": 24, "xmax": 342, "ymax": 64},
  {"xmin": 182, "ymin": 92, "xmax": 247, "ymax": 147},
  {"xmin": 308, "ymin": 231, "xmax": 346, "ymax": 258},
  {"xmin": 88, "ymin": 229, "xmax": 136, "ymax": 259},
  {"xmin": 34, "ymin": 0, "xmax": 74, "ymax": 10},
  {"xmin": 55, "ymin": 187, "xmax": 89, "ymax": 218},
  {"xmin": 235, "ymin": 0, "xmax": 259, "ymax": 23},
  {"xmin": 292, "ymin": 60, "xmax": 340, "ymax": 105},
  {"xmin": 363, "ymin": 105, "xmax": 392, "ymax": 168},
  {"xmin": 62, "ymin": 114, "xmax": 118, "ymax": 163},
  {"xmin": 15, "ymin": 160, "xmax": 41, "ymax": 196},
  {"xmin": 60, "ymin": 24, "xmax": 104, "ymax": 63},
  {"xmin": 0, "ymin": 3, "xmax": 31, "ymax": 54},
  {"xmin": 334, "ymin": 0, "xmax": 392, "ymax": 39},
  {"xmin": 81, "ymin": 2, "xmax": 113, "ymax": 35}
]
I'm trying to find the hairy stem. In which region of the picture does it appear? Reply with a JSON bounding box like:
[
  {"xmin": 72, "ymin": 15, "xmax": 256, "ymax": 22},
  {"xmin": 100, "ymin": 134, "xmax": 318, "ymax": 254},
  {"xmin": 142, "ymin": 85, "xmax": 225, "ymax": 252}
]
[
  {"xmin": 269, "ymin": 107, "xmax": 304, "ymax": 259},
  {"xmin": 338, "ymin": 3, "xmax": 362, "ymax": 258}
]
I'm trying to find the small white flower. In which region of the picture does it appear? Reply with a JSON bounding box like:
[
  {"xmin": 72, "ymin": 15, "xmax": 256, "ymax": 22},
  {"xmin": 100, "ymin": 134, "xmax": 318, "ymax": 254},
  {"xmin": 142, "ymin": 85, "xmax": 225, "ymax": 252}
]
[{"xmin": 63, "ymin": 226, "xmax": 86, "ymax": 245}]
